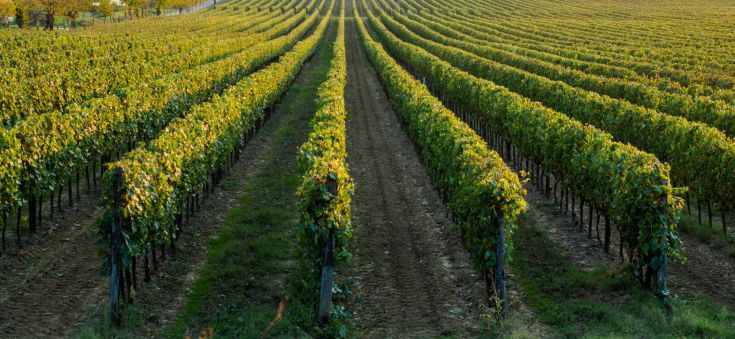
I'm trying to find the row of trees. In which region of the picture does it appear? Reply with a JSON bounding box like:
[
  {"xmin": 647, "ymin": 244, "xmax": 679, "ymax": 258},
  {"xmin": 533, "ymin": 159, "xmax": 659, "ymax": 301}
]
[
  {"xmin": 2, "ymin": 0, "xmax": 97, "ymax": 29},
  {"xmin": 123, "ymin": 0, "xmax": 208, "ymax": 18},
  {"xmin": 1, "ymin": 0, "xmax": 207, "ymax": 30}
]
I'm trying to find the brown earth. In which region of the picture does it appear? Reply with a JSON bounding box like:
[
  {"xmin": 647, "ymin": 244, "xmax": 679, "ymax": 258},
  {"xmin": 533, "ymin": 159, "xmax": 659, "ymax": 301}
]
[
  {"xmin": 669, "ymin": 232, "xmax": 735, "ymax": 310},
  {"xmin": 0, "ymin": 182, "xmax": 107, "ymax": 337},
  {"xmin": 2, "ymin": 5, "xmax": 734, "ymax": 339},
  {"xmin": 523, "ymin": 183, "xmax": 735, "ymax": 311},
  {"xmin": 0, "ymin": 21, "xmax": 331, "ymax": 339},
  {"xmin": 523, "ymin": 188, "xmax": 618, "ymax": 271},
  {"xmin": 343, "ymin": 3, "xmax": 492, "ymax": 337},
  {"xmin": 114, "ymin": 20, "xmax": 339, "ymax": 337}
]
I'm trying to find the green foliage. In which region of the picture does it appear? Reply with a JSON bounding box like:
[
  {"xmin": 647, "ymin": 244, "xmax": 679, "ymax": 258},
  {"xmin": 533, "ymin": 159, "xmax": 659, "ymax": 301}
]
[
  {"xmin": 513, "ymin": 213, "xmax": 735, "ymax": 338},
  {"xmin": 363, "ymin": 4, "xmax": 682, "ymax": 293},
  {"xmin": 99, "ymin": 0, "xmax": 332, "ymax": 270},
  {"xmin": 355, "ymin": 8, "xmax": 527, "ymax": 283},
  {"xmin": 388, "ymin": 8, "xmax": 735, "ymax": 138},
  {"xmin": 96, "ymin": 0, "xmax": 113, "ymax": 18},
  {"xmin": 295, "ymin": 1, "xmax": 353, "ymax": 329},
  {"xmin": 377, "ymin": 3, "xmax": 735, "ymax": 215},
  {"xmin": 0, "ymin": 129, "xmax": 21, "ymax": 211},
  {"xmin": 401, "ymin": 0, "xmax": 735, "ymax": 95},
  {"xmin": 0, "ymin": 5, "xmax": 316, "ymax": 226},
  {"xmin": 14, "ymin": 5, "xmax": 25, "ymax": 27},
  {"xmin": 0, "ymin": 6, "xmax": 310, "ymax": 126}
]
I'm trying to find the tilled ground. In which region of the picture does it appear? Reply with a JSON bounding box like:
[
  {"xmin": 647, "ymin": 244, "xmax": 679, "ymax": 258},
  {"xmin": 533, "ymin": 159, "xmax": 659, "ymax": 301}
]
[
  {"xmin": 0, "ymin": 20, "xmax": 328, "ymax": 339},
  {"xmin": 343, "ymin": 5, "xmax": 490, "ymax": 337},
  {"xmin": 523, "ymin": 185, "xmax": 735, "ymax": 311},
  {"xmin": 669, "ymin": 233, "xmax": 735, "ymax": 310},
  {"xmin": 74, "ymin": 20, "xmax": 338, "ymax": 337},
  {"xmin": 523, "ymin": 189, "xmax": 618, "ymax": 271},
  {"xmin": 2, "ymin": 5, "xmax": 734, "ymax": 339},
  {"xmin": 0, "ymin": 184, "xmax": 106, "ymax": 337}
]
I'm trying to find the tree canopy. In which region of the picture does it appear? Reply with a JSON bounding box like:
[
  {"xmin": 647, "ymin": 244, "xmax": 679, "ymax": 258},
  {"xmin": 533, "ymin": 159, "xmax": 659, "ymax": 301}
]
[
  {"xmin": 97, "ymin": 0, "xmax": 115, "ymax": 19},
  {"xmin": 0, "ymin": 0, "xmax": 15, "ymax": 17}
]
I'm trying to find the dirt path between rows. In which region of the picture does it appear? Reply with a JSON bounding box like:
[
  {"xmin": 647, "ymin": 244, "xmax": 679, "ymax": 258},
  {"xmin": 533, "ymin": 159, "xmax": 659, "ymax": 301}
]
[
  {"xmin": 523, "ymin": 189, "xmax": 618, "ymax": 271},
  {"xmin": 117, "ymin": 20, "xmax": 338, "ymax": 337},
  {"xmin": 669, "ymin": 233, "xmax": 735, "ymax": 310},
  {"xmin": 343, "ymin": 4, "xmax": 489, "ymax": 337},
  {"xmin": 523, "ymin": 185, "xmax": 735, "ymax": 311},
  {"xmin": 356, "ymin": 0, "xmax": 735, "ymax": 313},
  {"xmin": 0, "ymin": 185, "xmax": 107, "ymax": 337},
  {"xmin": 0, "ymin": 21, "xmax": 330, "ymax": 339}
]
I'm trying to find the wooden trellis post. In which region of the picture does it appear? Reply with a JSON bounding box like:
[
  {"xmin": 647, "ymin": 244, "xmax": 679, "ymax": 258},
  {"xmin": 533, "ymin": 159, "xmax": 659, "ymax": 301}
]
[
  {"xmin": 109, "ymin": 167, "xmax": 123, "ymax": 326},
  {"xmin": 318, "ymin": 175, "xmax": 338, "ymax": 324},
  {"xmin": 495, "ymin": 216, "xmax": 507, "ymax": 315},
  {"xmin": 655, "ymin": 182, "xmax": 669, "ymax": 304}
]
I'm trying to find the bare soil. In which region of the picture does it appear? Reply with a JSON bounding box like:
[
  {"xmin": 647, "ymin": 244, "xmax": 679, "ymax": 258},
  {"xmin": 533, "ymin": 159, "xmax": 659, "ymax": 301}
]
[
  {"xmin": 523, "ymin": 184, "xmax": 735, "ymax": 311},
  {"xmin": 0, "ymin": 23, "xmax": 331, "ymax": 339},
  {"xmin": 0, "ymin": 105, "xmax": 282, "ymax": 339},
  {"xmin": 91, "ymin": 80, "xmax": 309, "ymax": 337},
  {"xmin": 523, "ymin": 189, "xmax": 617, "ymax": 271},
  {"xmin": 2, "ymin": 6, "xmax": 734, "ymax": 339},
  {"xmin": 75, "ymin": 25, "xmax": 335, "ymax": 337},
  {"xmin": 344, "ymin": 6, "xmax": 491, "ymax": 337},
  {"xmin": 0, "ymin": 186, "xmax": 107, "ymax": 337},
  {"xmin": 669, "ymin": 233, "xmax": 735, "ymax": 310}
]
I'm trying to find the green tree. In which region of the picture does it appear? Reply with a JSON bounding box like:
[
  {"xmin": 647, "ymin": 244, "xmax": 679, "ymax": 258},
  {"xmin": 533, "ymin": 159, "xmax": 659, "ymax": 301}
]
[
  {"xmin": 63, "ymin": 0, "xmax": 92, "ymax": 28},
  {"xmin": 0, "ymin": 0, "xmax": 15, "ymax": 26},
  {"xmin": 124, "ymin": 0, "xmax": 144, "ymax": 18},
  {"xmin": 14, "ymin": 0, "xmax": 28, "ymax": 27},
  {"xmin": 151, "ymin": 0, "xmax": 173, "ymax": 16},
  {"xmin": 97, "ymin": 0, "xmax": 114, "ymax": 20},
  {"xmin": 173, "ymin": 0, "xmax": 198, "ymax": 14},
  {"xmin": 151, "ymin": 0, "xmax": 201, "ymax": 16},
  {"xmin": 30, "ymin": 0, "xmax": 62, "ymax": 30}
]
